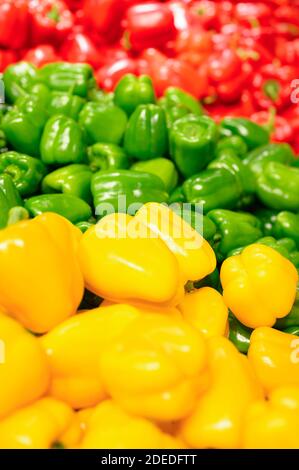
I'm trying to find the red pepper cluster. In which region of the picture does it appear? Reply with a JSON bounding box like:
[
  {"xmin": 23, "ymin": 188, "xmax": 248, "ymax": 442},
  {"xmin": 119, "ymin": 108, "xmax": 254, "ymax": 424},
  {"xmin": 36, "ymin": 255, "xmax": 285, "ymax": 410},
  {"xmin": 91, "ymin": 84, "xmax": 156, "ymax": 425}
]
[{"xmin": 1, "ymin": 0, "xmax": 299, "ymax": 149}]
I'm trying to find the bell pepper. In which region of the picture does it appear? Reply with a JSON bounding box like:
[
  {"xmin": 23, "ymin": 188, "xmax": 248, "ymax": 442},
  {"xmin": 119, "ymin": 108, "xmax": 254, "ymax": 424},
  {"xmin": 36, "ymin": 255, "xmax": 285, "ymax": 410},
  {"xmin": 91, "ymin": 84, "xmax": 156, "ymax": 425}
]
[
  {"xmin": 215, "ymin": 135, "xmax": 248, "ymax": 159},
  {"xmin": 228, "ymin": 313, "xmax": 252, "ymax": 354},
  {"xmin": 25, "ymin": 194, "xmax": 92, "ymax": 224},
  {"xmin": 48, "ymin": 91, "xmax": 85, "ymax": 120},
  {"xmin": 80, "ymin": 400, "xmax": 184, "ymax": 449},
  {"xmin": 40, "ymin": 304, "xmax": 141, "ymax": 408},
  {"xmin": 220, "ymin": 117, "xmax": 270, "ymax": 150},
  {"xmin": 243, "ymin": 143, "xmax": 295, "ymax": 178},
  {"xmin": 91, "ymin": 170, "xmax": 168, "ymax": 217},
  {"xmin": 273, "ymin": 211, "xmax": 299, "ymax": 249},
  {"xmin": 179, "ymin": 337, "xmax": 262, "ymax": 449},
  {"xmin": 0, "ymin": 212, "xmax": 84, "ymax": 333},
  {"xmin": 170, "ymin": 205, "xmax": 217, "ymax": 242},
  {"xmin": 37, "ymin": 62, "xmax": 95, "ymax": 97},
  {"xmin": 208, "ymin": 150, "xmax": 256, "ymax": 207},
  {"xmin": 257, "ymin": 162, "xmax": 299, "ymax": 211},
  {"xmin": 87, "ymin": 143, "xmax": 129, "ymax": 172},
  {"xmin": 42, "ymin": 164, "xmax": 93, "ymax": 204},
  {"xmin": 0, "ymin": 313, "xmax": 49, "ymax": 419},
  {"xmin": 159, "ymin": 86, "xmax": 204, "ymax": 127},
  {"xmin": 0, "ymin": 174, "xmax": 23, "ymax": 229},
  {"xmin": 23, "ymin": 44, "xmax": 61, "ymax": 68},
  {"xmin": 0, "ymin": 0, "xmax": 29, "ymax": 50},
  {"xmin": 0, "ymin": 152, "xmax": 46, "ymax": 197},
  {"xmin": 114, "ymin": 74, "xmax": 156, "ymax": 116},
  {"xmin": 40, "ymin": 115, "xmax": 86, "ymax": 165},
  {"xmin": 242, "ymin": 387, "xmax": 299, "ymax": 449},
  {"xmin": 60, "ymin": 31, "xmax": 102, "ymax": 69},
  {"xmin": 253, "ymin": 208, "xmax": 278, "ymax": 237},
  {"xmin": 83, "ymin": 0, "xmax": 125, "ymax": 44},
  {"xmin": 2, "ymin": 95, "xmax": 48, "ymax": 157},
  {"xmin": 3, "ymin": 62, "xmax": 38, "ymax": 104},
  {"xmin": 179, "ymin": 287, "xmax": 228, "ymax": 338},
  {"xmin": 169, "ymin": 115, "xmax": 217, "ymax": 178},
  {"xmin": 124, "ymin": 104, "xmax": 168, "ymax": 160},
  {"xmin": 194, "ymin": 267, "xmax": 221, "ymax": 292},
  {"xmin": 0, "ymin": 398, "xmax": 76, "ymax": 449},
  {"xmin": 275, "ymin": 285, "xmax": 299, "ymax": 330},
  {"xmin": 131, "ymin": 158, "xmax": 178, "ymax": 193},
  {"xmin": 207, "ymin": 209, "xmax": 263, "ymax": 260},
  {"xmin": 99, "ymin": 313, "xmax": 207, "ymax": 421},
  {"xmin": 76, "ymin": 220, "xmax": 94, "ymax": 234},
  {"xmin": 79, "ymin": 102, "xmax": 128, "ymax": 146},
  {"xmin": 78, "ymin": 213, "xmax": 182, "ymax": 307},
  {"xmin": 220, "ymin": 244, "xmax": 298, "ymax": 328},
  {"xmin": 248, "ymin": 327, "xmax": 299, "ymax": 393},
  {"xmin": 182, "ymin": 168, "xmax": 242, "ymax": 214},
  {"xmin": 29, "ymin": 83, "xmax": 52, "ymax": 109}
]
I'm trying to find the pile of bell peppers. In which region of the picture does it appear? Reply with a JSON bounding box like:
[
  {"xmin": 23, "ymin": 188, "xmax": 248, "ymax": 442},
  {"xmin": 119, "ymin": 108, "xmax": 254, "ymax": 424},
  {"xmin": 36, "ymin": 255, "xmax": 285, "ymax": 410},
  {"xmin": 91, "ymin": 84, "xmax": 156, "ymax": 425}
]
[
  {"xmin": 1, "ymin": 1, "xmax": 299, "ymax": 150},
  {"xmin": 1, "ymin": 61, "xmax": 299, "ymax": 448}
]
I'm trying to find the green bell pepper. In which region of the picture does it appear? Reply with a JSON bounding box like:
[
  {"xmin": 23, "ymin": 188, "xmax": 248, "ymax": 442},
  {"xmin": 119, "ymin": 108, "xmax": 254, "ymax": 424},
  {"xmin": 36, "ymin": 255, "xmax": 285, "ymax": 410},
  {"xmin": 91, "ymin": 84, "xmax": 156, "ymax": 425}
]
[
  {"xmin": 169, "ymin": 186, "xmax": 185, "ymax": 204},
  {"xmin": 228, "ymin": 314, "xmax": 252, "ymax": 354},
  {"xmin": 131, "ymin": 158, "xmax": 178, "ymax": 193},
  {"xmin": 159, "ymin": 87, "xmax": 203, "ymax": 127},
  {"xmin": 124, "ymin": 104, "xmax": 168, "ymax": 160},
  {"xmin": 283, "ymin": 326, "xmax": 299, "ymax": 335},
  {"xmin": 182, "ymin": 168, "xmax": 242, "ymax": 213},
  {"xmin": 37, "ymin": 62, "xmax": 95, "ymax": 97},
  {"xmin": 2, "ymin": 95, "xmax": 48, "ymax": 157},
  {"xmin": 257, "ymin": 161, "xmax": 299, "ymax": 211},
  {"xmin": 114, "ymin": 74, "xmax": 156, "ymax": 116},
  {"xmin": 48, "ymin": 92, "xmax": 85, "ymax": 120},
  {"xmin": 169, "ymin": 114, "xmax": 217, "ymax": 178},
  {"xmin": 29, "ymin": 84, "xmax": 52, "ymax": 109},
  {"xmin": 220, "ymin": 117, "xmax": 269, "ymax": 150},
  {"xmin": 42, "ymin": 164, "xmax": 93, "ymax": 204},
  {"xmin": 215, "ymin": 135, "xmax": 248, "ymax": 158},
  {"xmin": 273, "ymin": 211, "xmax": 299, "ymax": 248},
  {"xmin": 243, "ymin": 143, "xmax": 294, "ymax": 178},
  {"xmin": 194, "ymin": 268, "xmax": 221, "ymax": 291},
  {"xmin": 40, "ymin": 115, "xmax": 86, "ymax": 165},
  {"xmin": 75, "ymin": 221, "xmax": 94, "ymax": 233},
  {"xmin": 79, "ymin": 102, "xmax": 127, "ymax": 145},
  {"xmin": 91, "ymin": 170, "xmax": 168, "ymax": 217},
  {"xmin": 0, "ymin": 174, "xmax": 23, "ymax": 228},
  {"xmin": 3, "ymin": 62, "xmax": 38, "ymax": 103},
  {"xmin": 25, "ymin": 194, "xmax": 92, "ymax": 224},
  {"xmin": 253, "ymin": 208, "xmax": 278, "ymax": 237},
  {"xmin": 87, "ymin": 143, "xmax": 130, "ymax": 172},
  {"xmin": 0, "ymin": 129, "xmax": 7, "ymax": 153},
  {"xmin": 275, "ymin": 285, "xmax": 299, "ymax": 330},
  {"xmin": 87, "ymin": 89, "xmax": 114, "ymax": 105},
  {"xmin": 0, "ymin": 151, "xmax": 46, "ymax": 197},
  {"xmin": 207, "ymin": 209, "xmax": 262, "ymax": 259}
]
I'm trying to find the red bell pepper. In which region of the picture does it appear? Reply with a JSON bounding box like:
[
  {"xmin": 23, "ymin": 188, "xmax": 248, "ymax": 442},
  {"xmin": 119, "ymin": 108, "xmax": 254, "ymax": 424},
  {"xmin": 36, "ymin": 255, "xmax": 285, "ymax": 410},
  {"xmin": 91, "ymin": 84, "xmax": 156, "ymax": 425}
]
[
  {"xmin": 0, "ymin": 50, "xmax": 18, "ymax": 73},
  {"xmin": 60, "ymin": 30, "xmax": 102, "ymax": 68},
  {"xmin": 83, "ymin": 0, "xmax": 125, "ymax": 43},
  {"xmin": 208, "ymin": 49, "xmax": 242, "ymax": 83},
  {"xmin": 251, "ymin": 110, "xmax": 294, "ymax": 144},
  {"xmin": 0, "ymin": 0, "xmax": 29, "ymax": 50},
  {"xmin": 96, "ymin": 57, "xmax": 137, "ymax": 91},
  {"xmin": 23, "ymin": 44, "xmax": 61, "ymax": 67}
]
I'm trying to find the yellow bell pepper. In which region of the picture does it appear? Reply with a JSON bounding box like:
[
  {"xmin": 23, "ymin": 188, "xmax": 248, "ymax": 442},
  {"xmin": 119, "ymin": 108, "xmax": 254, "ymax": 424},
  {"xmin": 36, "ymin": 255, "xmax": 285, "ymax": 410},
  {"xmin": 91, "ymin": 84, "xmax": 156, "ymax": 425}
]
[
  {"xmin": 79, "ymin": 212, "xmax": 183, "ymax": 307},
  {"xmin": 135, "ymin": 203, "xmax": 216, "ymax": 284},
  {"xmin": 0, "ymin": 398, "xmax": 78, "ymax": 449},
  {"xmin": 178, "ymin": 287, "xmax": 228, "ymax": 338},
  {"xmin": 248, "ymin": 327, "xmax": 299, "ymax": 393},
  {"xmin": 179, "ymin": 336, "xmax": 263, "ymax": 449},
  {"xmin": 242, "ymin": 386, "xmax": 299, "ymax": 448},
  {"xmin": 80, "ymin": 400, "xmax": 185, "ymax": 449},
  {"xmin": 220, "ymin": 244, "xmax": 298, "ymax": 328},
  {"xmin": 0, "ymin": 313, "xmax": 49, "ymax": 419},
  {"xmin": 40, "ymin": 304, "xmax": 140, "ymax": 409},
  {"xmin": 0, "ymin": 212, "xmax": 84, "ymax": 333},
  {"xmin": 99, "ymin": 313, "xmax": 207, "ymax": 422}
]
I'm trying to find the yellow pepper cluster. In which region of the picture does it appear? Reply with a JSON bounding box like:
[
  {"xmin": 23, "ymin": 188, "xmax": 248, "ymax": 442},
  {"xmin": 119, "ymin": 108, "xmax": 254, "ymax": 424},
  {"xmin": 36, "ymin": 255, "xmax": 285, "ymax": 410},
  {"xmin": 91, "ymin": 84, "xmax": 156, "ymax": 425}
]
[{"xmin": 0, "ymin": 203, "xmax": 299, "ymax": 449}]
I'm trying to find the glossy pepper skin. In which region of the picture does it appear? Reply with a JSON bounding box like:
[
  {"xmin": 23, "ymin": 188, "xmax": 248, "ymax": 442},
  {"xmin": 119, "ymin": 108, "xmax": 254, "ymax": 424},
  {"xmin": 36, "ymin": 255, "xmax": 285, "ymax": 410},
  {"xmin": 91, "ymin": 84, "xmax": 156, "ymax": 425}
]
[
  {"xmin": 182, "ymin": 168, "xmax": 242, "ymax": 214},
  {"xmin": 79, "ymin": 102, "xmax": 127, "ymax": 145},
  {"xmin": 25, "ymin": 194, "xmax": 92, "ymax": 224},
  {"xmin": 221, "ymin": 244, "xmax": 298, "ymax": 328},
  {"xmin": 0, "ymin": 0, "xmax": 29, "ymax": 50},
  {"xmin": 207, "ymin": 210, "xmax": 263, "ymax": 260},
  {"xmin": 253, "ymin": 208, "xmax": 278, "ymax": 237},
  {"xmin": 257, "ymin": 162, "xmax": 299, "ymax": 211},
  {"xmin": 242, "ymin": 387, "xmax": 299, "ymax": 449},
  {"xmin": 159, "ymin": 86, "xmax": 203, "ymax": 127},
  {"xmin": 0, "ymin": 398, "xmax": 76, "ymax": 449},
  {"xmin": 0, "ymin": 314, "xmax": 49, "ymax": 419},
  {"xmin": 87, "ymin": 143, "xmax": 130, "ymax": 172},
  {"xmin": 0, "ymin": 212, "xmax": 84, "ymax": 333},
  {"xmin": 3, "ymin": 62, "xmax": 38, "ymax": 103},
  {"xmin": 2, "ymin": 95, "xmax": 48, "ymax": 157},
  {"xmin": 78, "ymin": 213, "xmax": 182, "ymax": 307},
  {"xmin": 273, "ymin": 211, "xmax": 299, "ymax": 249},
  {"xmin": 37, "ymin": 62, "xmax": 95, "ymax": 97},
  {"xmin": 91, "ymin": 170, "xmax": 168, "ymax": 217},
  {"xmin": 114, "ymin": 74, "xmax": 156, "ymax": 116},
  {"xmin": 220, "ymin": 117, "xmax": 270, "ymax": 150},
  {"xmin": 215, "ymin": 135, "xmax": 248, "ymax": 159},
  {"xmin": 179, "ymin": 337, "xmax": 262, "ymax": 449},
  {"xmin": 0, "ymin": 174, "xmax": 23, "ymax": 228},
  {"xmin": 40, "ymin": 115, "xmax": 86, "ymax": 165},
  {"xmin": 228, "ymin": 314, "xmax": 252, "ymax": 355},
  {"xmin": 48, "ymin": 91, "xmax": 85, "ymax": 120},
  {"xmin": 169, "ymin": 114, "xmax": 217, "ymax": 178},
  {"xmin": 248, "ymin": 328, "xmax": 299, "ymax": 393},
  {"xmin": 0, "ymin": 151, "xmax": 46, "ymax": 197},
  {"xmin": 243, "ymin": 143, "xmax": 294, "ymax": 178},
  {"xmin": 40, "ymin": 304, "xmax": 140, "ymax": 409},
  {"xmin": 124, "ymin": 104, "xmax": 168, "ymax": 160},
  {"xmin": 131, "ymin": 158, "xmax": 178, "ymax": 193},
  {"xmin": 42, "ymin": 164, "xmax": 93, "ymax": 204},
  {"xmin": 99, "ymin": 313, "xmax": 207, "ymax": 421}
]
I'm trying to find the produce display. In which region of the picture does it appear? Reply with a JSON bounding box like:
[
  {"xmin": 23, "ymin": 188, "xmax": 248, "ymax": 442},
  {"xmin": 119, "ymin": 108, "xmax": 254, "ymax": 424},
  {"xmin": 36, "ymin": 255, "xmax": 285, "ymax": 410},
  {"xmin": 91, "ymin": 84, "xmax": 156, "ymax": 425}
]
[{"xmin": 1, "ymin": 0, "xmax": 299, "ymax": 451}]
